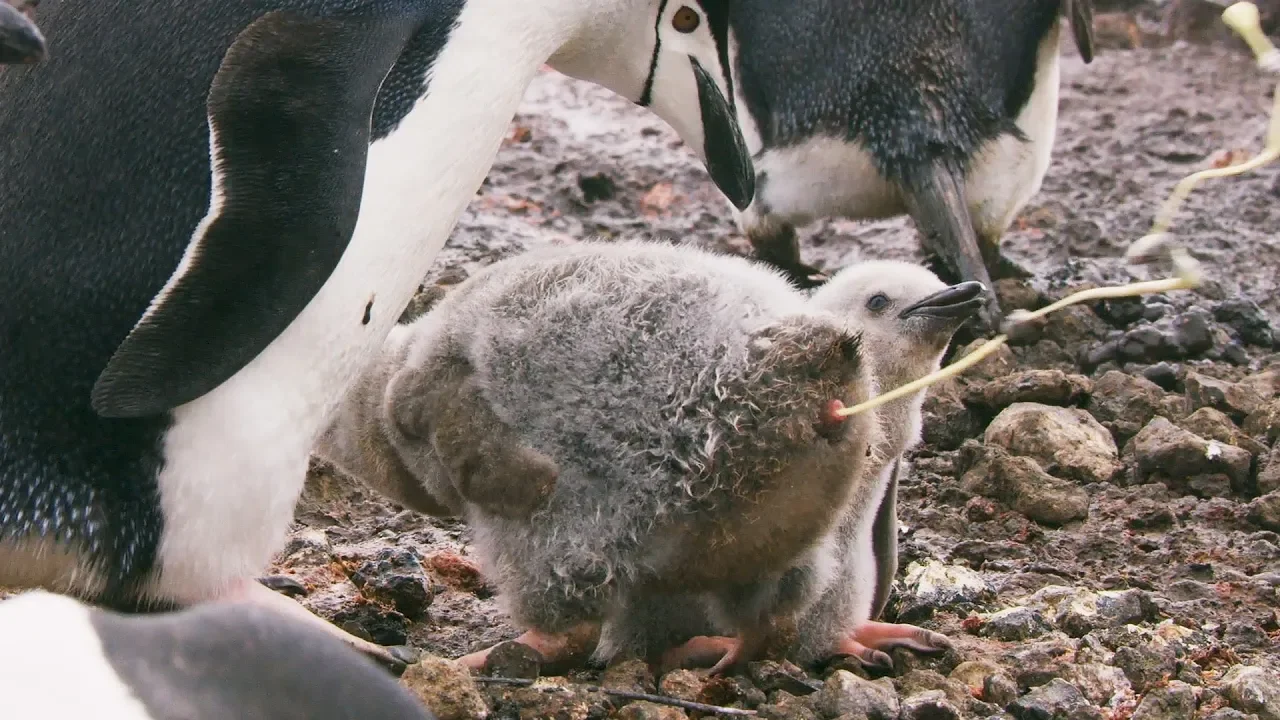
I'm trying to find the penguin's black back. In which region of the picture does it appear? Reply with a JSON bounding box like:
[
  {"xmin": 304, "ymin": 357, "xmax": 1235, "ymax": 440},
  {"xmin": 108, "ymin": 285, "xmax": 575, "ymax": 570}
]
[
  {"xmin": 0, "ymin": 0, "xmax": 462, "ymax": 600},
  {"xmin": 730, "ymin": 0, "xmax": 1062, "ymax": 184}
]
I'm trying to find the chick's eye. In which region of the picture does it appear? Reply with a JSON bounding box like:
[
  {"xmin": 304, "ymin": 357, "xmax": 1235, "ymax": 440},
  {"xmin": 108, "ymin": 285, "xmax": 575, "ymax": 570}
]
[
  {"xmin": 866, "ymin": 293, "xmax": 890, "ymax": 312},
  {"xmin": 672, "ymin": 6, "xmax": 701, "ymax": 33}
]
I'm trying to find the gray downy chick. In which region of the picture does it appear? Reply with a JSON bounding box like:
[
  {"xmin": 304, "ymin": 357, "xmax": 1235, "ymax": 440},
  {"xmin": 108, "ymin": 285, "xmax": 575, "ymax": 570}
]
[
  {"xmin": 333, "ymin": 239, "xmax": 884, "ymax": 674},
  {"xmin": 726, "ymin": 0, "xmax": 1095, "ymax": 330},
  {"xmin": 658, "ymin": 261, "xmax": 984, "ymax": 671}
]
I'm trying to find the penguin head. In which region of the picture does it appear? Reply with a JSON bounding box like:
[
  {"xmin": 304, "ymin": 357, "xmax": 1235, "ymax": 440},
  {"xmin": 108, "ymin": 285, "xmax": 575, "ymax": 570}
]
[
  {"xmin": 550, "ymin": 1, "xmax": 754, "ymax": 211},
  {"xmin": 0, "ymin": 0, "xmax": 44, "ymax": 64},
  {"xmin": 809, "ymin": 260, "xmax": 986, "ymax": 385}
]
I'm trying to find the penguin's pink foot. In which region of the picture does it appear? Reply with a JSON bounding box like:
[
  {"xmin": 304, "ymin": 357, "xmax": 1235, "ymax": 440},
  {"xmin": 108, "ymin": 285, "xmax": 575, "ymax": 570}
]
[
  {"xmin": 224, "ymin": 577, "xmax": 419, "ymax": 674},
  {"xmin": 660, "ymin": 632, "xmax": 769, "ymax": 676},
  {"xmin": 456, "ymin": 624, "xmax": 598, "ymax": 672},
  {"xmin": 836, "ymin": 620, "xmax": 952, "ymax": 669}
]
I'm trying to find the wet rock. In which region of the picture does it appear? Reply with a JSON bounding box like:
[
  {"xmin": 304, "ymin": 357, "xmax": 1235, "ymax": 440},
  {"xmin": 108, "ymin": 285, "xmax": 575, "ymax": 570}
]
[
  {"xmin": 922, "ymin": 378, "xmax": 983, "ymax": 451},
  {"xmin": 1180, "ymin": 407, "xmax": 1268, "ymax": 458},
  {"xmin": 1112, "ymin": 643, "xmax": 1177, "ymax": 694},
  {"xmin": 898, "ymin": 559, "xmax": 995, "ymax": 621},
  {"xmin": 985, "ymin": 673, "xmax": 1020, "ymax": 709},
  {"xmin": 1057, "ymin": 664, "xmax": 1132, "ymax": 707},
  {"xmin": 1130, "ymin": 417, "xmax": 1252, "ymax": 497},
  {"xmin": 814, "ymin": 671, "xmax": 901, "ymax": 720},
  {"xmin": 972, "ymin": 370, "xmax": 1092, "ymax": 410},
  {"xmin": 749, "ymin": 661, "xmax": 821, "ymax": 696},
  {"xmin": 1052, "ymin": 589, "xmax": 1157, "ymax": 637},
  {"xmin": 401, "ymin": 656, "xmax": 489, "ymax": 720},
  {"xmin": 982, "ymin": 606, "xmax": 1054, "ymax": 641},
  {"xmin": 349, "ymin": 548, "xmax": 435, "ymax": 621},
  {"xmin": 1247, "ymin": 491, "xmax": 1280, "ymax": 531},
  {"xmin": 1088, "ymin": 371, "xmax": 1179, "ymax": 444},
  {"xmin": 602, "ymin": 659, "xmax": 656, "ymax": 694},
  {"xmin": 659, "ymin": 670, "xmax": 704, "ymax": 702},
  {"xmin": 482, "ymin": 640, "xmax": 542, "ymax": 680},
  {"xmin": 616, "ymin": 702, "xmax": 689, "ymax": 720},
  {"xmin": 960, "ymin": 446, "xmax": 1091, "ymax": 526},
  {"xmin": 332, "ymin": 602, "xmax": 409, "ymax": 646},
  {"xmin": 1185, "ymin": 372, "xmax": 1265, "ymax": 422},
  {"xmin": 1214, "ymin": 299, "xmax": 1274, "ymax": 347},
  {"xmin": 985, "ymin": 403, "xmax": 1121, "ymax": 484},
  {"xmin": 1130, "ymin": 681, "xmax": 1196, "ymax": 720},
  {"xmin": 1222, "ymin": 665, "xmax": 1280, "ymax": 720},
  {"xmin": 1008, "ymin": 679, "xmax": 1102, "ymax": 720},
  {"xmin": 1244, "ymin": 399, "xmax": 1280, "ymax": 445},
  {"xmin": 900, "ymin": 690, "xmax": 963, "ymax": 720}
]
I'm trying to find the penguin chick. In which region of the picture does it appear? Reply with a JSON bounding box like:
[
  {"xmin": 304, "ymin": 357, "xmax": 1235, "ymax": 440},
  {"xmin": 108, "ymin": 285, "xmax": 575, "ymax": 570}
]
[
  {"xmin": 659, "ymin": 261, "xmax": 983, "ymax": 671},
  {"xmin": 0, "ymin": 0, "xmax": 44, "ymax": 64},
  {"xmin": 727, "ymin": 0, "xmax": 1096, "ymax": 329},
  {"xmin": 340, "ymin": 240, "xmax": 882, "ymax": 674},
  {"xmin": 0, "ymin": 590, "xmax": 436, "ymax": 719}
]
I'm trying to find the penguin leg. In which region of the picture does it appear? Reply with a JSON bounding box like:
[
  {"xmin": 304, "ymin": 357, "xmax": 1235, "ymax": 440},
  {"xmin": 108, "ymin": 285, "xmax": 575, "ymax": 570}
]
[
  {"xmin": 229, "ymin": 577, "xmax": 418, "ymax": 674},
  {"xmin": 902, "ymin": 163, "xmax": 1000, "ymax": 331},
  {"xmin": 455, "ymin": 622, "xmax": 600, "ymax": 672},
  {"xmin": 836, "ymin": 620, "xmax": 952, "ymax": 668},
  {"xmin": 745, "ymin": 221, "xmax": 830, "ymax": 289},
  {"xmin": 979, "ymin": 229, "xmax": 1034, "ymax": 281}
]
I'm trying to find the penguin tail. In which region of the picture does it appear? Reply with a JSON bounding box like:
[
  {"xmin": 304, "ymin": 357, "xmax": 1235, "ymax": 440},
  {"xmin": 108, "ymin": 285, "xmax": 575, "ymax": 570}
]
[{"xmin": 900, "ymin": 161, "xmax": 998, "ymax": 325}]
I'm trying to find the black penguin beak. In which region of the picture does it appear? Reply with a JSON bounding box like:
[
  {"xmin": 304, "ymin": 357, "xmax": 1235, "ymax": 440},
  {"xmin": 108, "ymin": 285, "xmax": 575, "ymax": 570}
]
[
  {"xmin": 0, "ymin": 3, "xmax": 45, "ymax": 64},
  {"xmin": 899, "ymin": 281, "xmax": 987, "ymax": 322},
  {"xmin": 690, "ymin": 55, "xmax": 755, "ymax": 211}
]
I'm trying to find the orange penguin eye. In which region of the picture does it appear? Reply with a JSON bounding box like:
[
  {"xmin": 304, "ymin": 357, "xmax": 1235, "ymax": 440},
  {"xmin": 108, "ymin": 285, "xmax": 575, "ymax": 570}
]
[{"xmin": 672, "ymin": 6, "xmax": 701, "ymax": 33}]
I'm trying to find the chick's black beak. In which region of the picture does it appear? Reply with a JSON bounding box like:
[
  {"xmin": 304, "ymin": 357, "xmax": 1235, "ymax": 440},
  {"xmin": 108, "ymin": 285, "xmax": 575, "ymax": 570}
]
[
  {"xmin": 899, "ymin": 281, "xmax": 987, "ymax": 321},
  {"xmin": 0, "ymin": 2, "xmax": 45, "ymax": 64},
  {"xmin": 690, "ymin": 55, "xmax": 755, "ymax": 211}
]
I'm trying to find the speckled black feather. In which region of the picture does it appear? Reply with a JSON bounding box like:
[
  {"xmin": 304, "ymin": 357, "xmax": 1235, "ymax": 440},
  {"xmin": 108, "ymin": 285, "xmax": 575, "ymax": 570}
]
[
  {"xmin": 0, "ymin": 0, "xmax": 460, "ymax": 601},
  {"xmin": 731, "ymin": 0, "xmax": 1077, "ymax": 185}
]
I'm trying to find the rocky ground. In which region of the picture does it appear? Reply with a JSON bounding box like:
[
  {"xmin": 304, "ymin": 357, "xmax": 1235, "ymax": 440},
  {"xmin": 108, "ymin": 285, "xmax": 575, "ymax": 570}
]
[{"xmin": 271, "ymin": 5, "xmax": 1280, "ymax": 719}]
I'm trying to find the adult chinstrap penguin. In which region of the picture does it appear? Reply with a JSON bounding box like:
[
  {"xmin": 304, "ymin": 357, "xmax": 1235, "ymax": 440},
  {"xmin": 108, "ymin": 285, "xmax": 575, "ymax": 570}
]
[
  {"xmin": 724, "ymin": 0, "xmax": 1096, "ymax": 329},
  {"xmin": 0, "ymin": 0, "xmax": 753, "ymax": 671},
  {"xmin": 0, "ymin": 0, "xmax": 43, "ymax": 64},
  {"xmin": 0, "ymin": 590, "xmax": 437, "ymax": 719}
]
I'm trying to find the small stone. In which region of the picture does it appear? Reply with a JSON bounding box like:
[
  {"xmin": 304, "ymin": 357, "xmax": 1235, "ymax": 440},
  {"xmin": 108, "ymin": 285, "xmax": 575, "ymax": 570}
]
[
  {"xmin": 331, "ymin": 602, "xmax": 409, "ymax": 646},
  {"xmin": 985, "ymin": 674, "xmax": 1020, "ymax": 709},
  {"xmin": 973, "ymin": 370, "xmax": 1092, "ymax": 410},
  {"xmin": 1112, "ymin": 643, "xmax": 1177, "ymax": 694},
  {"xmin": 1008, "ymin": 679, "xmax": 1101, "ymax": 720},
  {"xmin": 281, "ymin": 528, "xmax": 332, "ymax": 565},
  {"xmin": 1213, "ymin": 299, "xmax": 1274, "ymax": 347},
  {"xmin": 982, "ymin": 607, "xmax": 1053, "ymax": 641},
  {"xmin": 603, "ymin": 659, "xmax": 657, "ymax": 694},
  {"xmin": 1130, "ymin": 417, "xmax": 1252, "ymax": 497},
  {"xmin": 901, "ymin": 690, "xmax": 963, "ymax": 720},
  {"xmin": 896, "ymin": 670, "xmax": 973, "ymax": 708},
  {"xmin": 1244, "ymin": 399, "xmax": 1280, "ymax": 445},
  {"xmin": 757, "ymin": 690, "xmax": 820, "ymax": 720},
  {"xmin": 1052, "ymin": 589, "xmax": 1157, "ymax": 637},
  {"xmin": 1259, "ymin": 446, "xmax": 1280, "ymax": 495},
  {"xmin": 950, "ymin": 660, "xmax": 1005, "ymax": 695},
  {"xmin": 1142, "ymin": 363, "xmax": 1180, "ymax": 391},
  {"xmin": 956, "ymin": 339, "xmax": 1018, "ymax": 381},
  {"xmin": 922, "ymin": 377, "xmax": 983, "ymax": 451},
  {"xmin": 1180, "ymin": 407, "xmax": 1268, "ymax": 458},
  {"xmin": 1171, "ymin": 309, "xmax": 1215, "ymax": 357},
  {"xmin": 1128, "ymin": 681, "xmax": 1195, "ymax": 720},
  {"xmin": 1087, "ymin": 371, "xmax": 1174, "ymax": 444},
  {"xmin": 749, "ymin": 660, "xmax": 820, "ymax": 696},
  {"xmin": 401, "ymin": 656, "xmax": 489, "ymax": 720},
  {"xmin": 577, "ymin": 172, "xmax": 616, "ymax": 202},
  {"xmin": 659, "ymin": 670, "xmax": 705, "ymax": 702},
  {"xmin": 615, "ymin": 701, "xmax": 689, "ymax": 720},
  {"xmin": 814, "ymin": 671, "xmax": 902, "ymax": 720},
  {"xmin": 985, "ymin": 403, "xmax": 1121, "ymax": 484},
  {"xmin": 1185, "ymin": 372, "xmax": 1266, "ymax": 422},
  {"xmin": 1203, "ymin": 710, "xmax": 1257, "ymax": 720},
  {"xmin": 481, "ymin": 640, "xmax": 541, "ymax": 680},
  {"xmin": 1223, "ymin": 665, "xmax": 1280, "ymax": 720},
  {"xmin": 899, "ymin": 559, "xmax": 995, "ymax": 622},
  {"xmin": 1057, "ymin": 664, "xmax": 1132, "ymax": 707},
  {"xmin": 1247, "ymin": 491, "xmax": 1280, "ymax": 532},
  {"xmin": 960, "ymin": 447, "xmax": 1090, "ymax": 526},
  {"xmin": 349, "ymin": 548, "xmax": 435, "ymax": 621}
]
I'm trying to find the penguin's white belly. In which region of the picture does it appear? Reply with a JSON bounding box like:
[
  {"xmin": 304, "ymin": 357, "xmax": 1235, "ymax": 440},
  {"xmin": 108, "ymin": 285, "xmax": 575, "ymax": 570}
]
[{"xmin": 742, "ymin": 135, "xmax": 904, "ymax": 231}]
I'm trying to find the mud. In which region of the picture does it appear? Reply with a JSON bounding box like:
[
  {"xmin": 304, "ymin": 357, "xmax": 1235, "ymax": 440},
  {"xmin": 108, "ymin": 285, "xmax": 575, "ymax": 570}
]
[{"xmin": 276, "ymin": 23, "xmax": 1280, "ymax": 720}]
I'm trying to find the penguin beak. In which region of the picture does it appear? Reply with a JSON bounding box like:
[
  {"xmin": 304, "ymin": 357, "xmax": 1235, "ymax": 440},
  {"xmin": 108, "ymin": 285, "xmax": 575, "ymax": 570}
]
[
  {"xmin": 689, "ymin": 55, "xmax": 755, "ymax": 211},
  {"xmin": 899, "ymin": 281, "xmax": 987, "ymax": 328},
  {"xmin": 0, "ymin": 2, "xmax": 45, "ymax": 64}
]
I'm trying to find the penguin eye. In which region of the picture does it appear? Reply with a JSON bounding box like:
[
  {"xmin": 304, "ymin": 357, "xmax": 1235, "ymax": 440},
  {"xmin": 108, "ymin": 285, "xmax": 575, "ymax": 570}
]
[
  {"xmin": 672, "ymin": 6, "xmax": 701, "ymax": 33},
  {"xmin": 866, "ymin": 293, "xmax": 890, "ymax": 312}
]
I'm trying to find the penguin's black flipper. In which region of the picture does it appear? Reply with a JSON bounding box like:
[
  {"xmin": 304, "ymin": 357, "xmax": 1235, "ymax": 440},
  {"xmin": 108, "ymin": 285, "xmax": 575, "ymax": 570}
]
[
  {"xmin": 868, "ymin": 457, "xmax": 901, "ymax": 622},
  {"xmin": 900, "ymin": 161, "xmax": 999, "ymax": 330},
  {"xmin": 91, "ymin": 7, "xmax": 432, "ymax": 418},
  {"xmin": 1064, "ymin": 0, "xmax": 1096, "ymax": 64},
  {"xmin": 0, "ymin": 1, "xmax": 45, "ymax": 64}
]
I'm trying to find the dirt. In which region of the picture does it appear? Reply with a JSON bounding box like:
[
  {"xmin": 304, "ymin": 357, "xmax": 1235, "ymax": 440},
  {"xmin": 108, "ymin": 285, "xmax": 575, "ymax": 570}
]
[{"xmin": 273, "ymin": 16, "xmax": 1280, "ymax": 720}]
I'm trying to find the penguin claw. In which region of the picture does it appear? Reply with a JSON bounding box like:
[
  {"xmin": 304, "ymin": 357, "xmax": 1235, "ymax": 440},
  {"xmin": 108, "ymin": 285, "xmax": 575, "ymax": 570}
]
[
  {"xmin": 257, "ymin": 574, "xmax": 308, "ymax": 597},
  {"xmin": 846, "ymin": 620, "xmax": 953, "ymax": 657}
]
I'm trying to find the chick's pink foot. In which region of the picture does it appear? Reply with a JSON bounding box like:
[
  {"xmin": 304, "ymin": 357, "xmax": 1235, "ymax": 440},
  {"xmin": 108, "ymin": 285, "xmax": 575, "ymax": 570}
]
[
  {"xmin": 835, "ymin": 620, "xmax": 952, "ymax": 669},
  {"xmin": 456, "ymin": 625, "xmax": 597, "ymax": 672}
]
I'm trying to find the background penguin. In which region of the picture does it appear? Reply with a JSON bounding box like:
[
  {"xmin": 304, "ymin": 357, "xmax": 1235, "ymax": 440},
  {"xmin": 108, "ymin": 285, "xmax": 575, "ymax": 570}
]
[
  {"xmin": 0, "ymin": 0, "xmax": 753, "ymax": 672},
  {"xmin": 724, "ymin": 0, "xmax": 1097, "ymax": 328},
  {"xmin": 316, "ymin": 239, "xmax": 883, "ymax": 674},
  {"xmin": 0, "ymin": 590, "xmax": 437, "ymax": 719},
  {"xmin": 0, "ymin": 0, "xmax": 43, "ymax": 64},
  {"xmin": 656, "ymin": 261, "xmax": 981, "ymax": 671}
]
